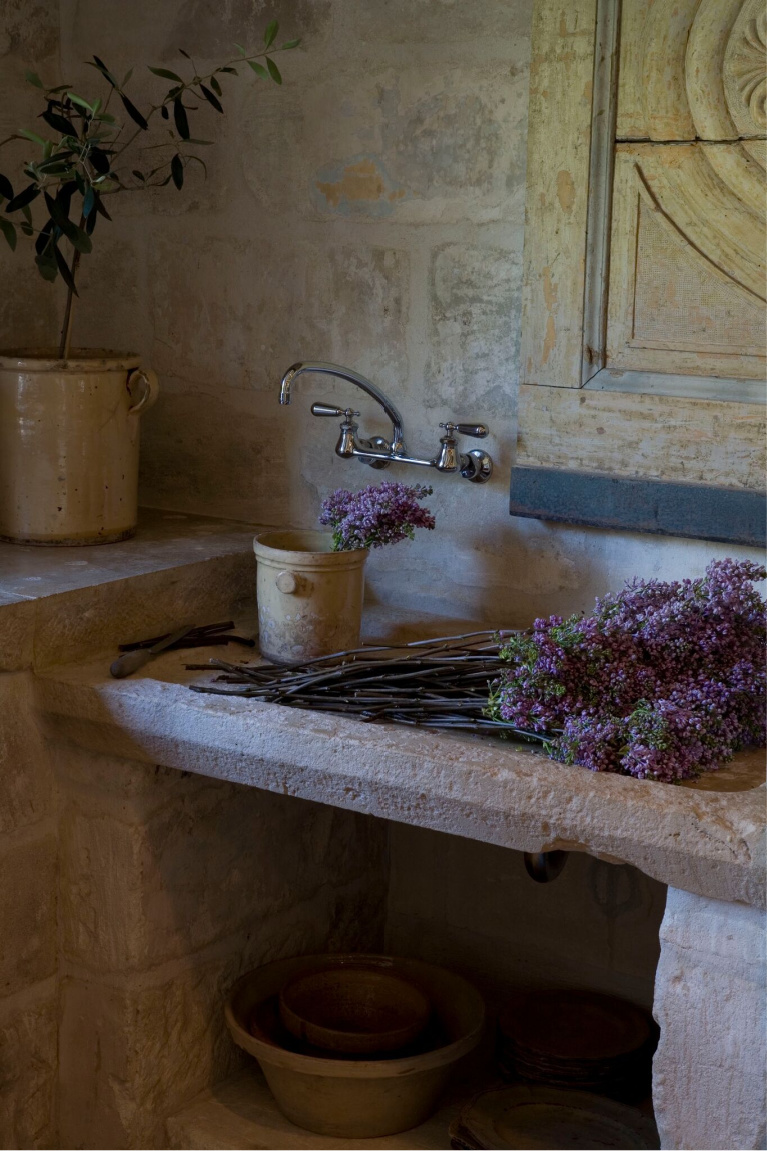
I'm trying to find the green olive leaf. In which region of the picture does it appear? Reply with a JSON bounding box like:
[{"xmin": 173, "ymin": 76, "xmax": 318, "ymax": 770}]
[
  {"xmin": 0, "ymin": 216, "xmax": 17, "ymax": 249},
  {"xmin": 173, "ymin": 98, "xmax": 190, "ymax": 140},
  {"xmin": 148, "ymin": 67, "xmax": 184, "ymax": 82},
  {"xmin": 171, "ymin": 153, "xmax": 184, "ymax": 189},
  {"xmin": 200, "ymin": 84, "xmax": 223, "ymax": 113}
]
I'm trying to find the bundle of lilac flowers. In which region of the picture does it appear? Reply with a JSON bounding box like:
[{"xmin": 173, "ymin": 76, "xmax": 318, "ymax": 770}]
[
  {"xmin": 487, "ymin": 559, "xmax": 766, "ymax": 783},
  {"xmin": 319, "ymin": 481, "xmax": 436, "ymax": 551}
]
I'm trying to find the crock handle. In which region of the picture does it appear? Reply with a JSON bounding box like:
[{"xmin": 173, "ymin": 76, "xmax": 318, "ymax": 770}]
[
  {"xmin": 275, "ymin": 571, "xmax": 298, "ymax": 594},
  {"xmin": 127, "ymin": 368, "xmax": 160, "ymax": 416}
]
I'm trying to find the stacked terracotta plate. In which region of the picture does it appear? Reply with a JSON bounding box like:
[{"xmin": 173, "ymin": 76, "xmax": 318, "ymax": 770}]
[
  {"xmin": 449, "ymin": 1085, "xmax": 659, "ymax": 1150},
  {"xmin": 497, "ymin": 989, "xmax": 658, "ymax": 1103}
]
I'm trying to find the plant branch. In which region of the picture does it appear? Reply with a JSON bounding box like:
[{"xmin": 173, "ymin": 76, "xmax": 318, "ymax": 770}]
[{"xmin": 59, "ymin": 214, "xmax": 86, "ymax": 359}]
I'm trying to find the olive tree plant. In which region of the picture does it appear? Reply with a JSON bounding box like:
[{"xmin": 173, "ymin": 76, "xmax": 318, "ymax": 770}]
[{"xmin": 0, "ymin": 21, "xmax": 299, "ymax": 358}]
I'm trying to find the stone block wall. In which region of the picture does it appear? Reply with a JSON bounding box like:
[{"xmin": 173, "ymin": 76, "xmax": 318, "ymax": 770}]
[
  {"xmin": 54, "ymin": 743, "xmax": 388, "ymax": 1148},
  {"xmin": 0, "ymin": 0, "xmax": 62, "ymax": 351},
  {"xmin": 49, "ymin": 0, "xmax": 765, "ymax": 627},
  {"xmin": 0, "ymin": 670, "xmax": 58, "ymax": 1150},
  {"xmin": 1, "ymin": 646, "xmax": 388, "ymax": 1150},
  {"xmin": 653, "ymin": 890, "xmax": 767, "ymax": 1151},
  {"xmin": 0, "ymin": 546, "xmax": 390, "ymax": 1149}
]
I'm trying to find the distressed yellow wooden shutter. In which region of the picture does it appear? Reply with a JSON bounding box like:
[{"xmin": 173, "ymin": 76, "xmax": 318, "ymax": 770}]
[{"xmin": 606, "ymin": 0, "xmax": 766, "ymax": 381}]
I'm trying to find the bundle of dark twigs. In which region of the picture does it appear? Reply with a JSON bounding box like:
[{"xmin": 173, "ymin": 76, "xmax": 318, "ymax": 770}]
[{"xmin": 187, "ymin": 630, "xmax": 549, "ymax": 743}]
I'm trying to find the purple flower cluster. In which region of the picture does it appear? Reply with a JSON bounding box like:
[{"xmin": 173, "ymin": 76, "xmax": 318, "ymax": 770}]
[
  {"xmin": 319, "ymin": 481, "xmax": 436, "ymax": 552},
  {"xmin": 488, "ymin": 559, "xmax": 766, "ymax": 783}
]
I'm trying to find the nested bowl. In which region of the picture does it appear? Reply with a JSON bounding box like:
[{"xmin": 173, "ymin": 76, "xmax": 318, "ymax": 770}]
[
  {"xmin": 278, "ymin": 965, "xmax": 431, "ymax": 1055},
  {"xmin": 225, "ymin": 953, "xmax": 486, "ymax": 1138}
]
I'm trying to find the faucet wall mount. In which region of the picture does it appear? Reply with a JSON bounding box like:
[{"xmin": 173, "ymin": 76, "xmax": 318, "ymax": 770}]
[{"xmin": 280, "ymin": 361, "xmax": 493, "ymax": 484}]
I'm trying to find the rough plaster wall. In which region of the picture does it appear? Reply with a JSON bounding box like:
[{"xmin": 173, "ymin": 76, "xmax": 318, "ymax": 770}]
[
  {"xmin": 54, "ymin": 0, "xmax": 764, "ymax": 626},
  {"xmin": 386, "ymin": 824, "xmax": 666, "ymax": 1013},
  {"xmin": 0, "ymin": 1, "xmax": 62, "ymax": 348}
]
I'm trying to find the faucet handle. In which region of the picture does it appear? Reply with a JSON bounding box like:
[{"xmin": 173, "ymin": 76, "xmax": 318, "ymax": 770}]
[
  {"xmin": 440, "ymin": 421, "xmax": 488, "ymax": 439},
  {"xmin": 311, "ymin": 402, "xmax": 359, "ymax": 419}
]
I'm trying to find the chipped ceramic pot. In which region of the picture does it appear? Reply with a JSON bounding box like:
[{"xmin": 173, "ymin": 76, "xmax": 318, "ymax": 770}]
[
  {"xmin": 0, "ymin": 349, "xmax": 158, "ymax": 545},
  {"xmin": 253, "ymin": 529, "xmax": 368, "ymax": 664}
]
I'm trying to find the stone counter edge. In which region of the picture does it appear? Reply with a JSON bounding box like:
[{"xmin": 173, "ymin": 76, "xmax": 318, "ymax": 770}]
[{"xmin": 36, "ymin": 673, "xmax": 766, "ymax": 909}]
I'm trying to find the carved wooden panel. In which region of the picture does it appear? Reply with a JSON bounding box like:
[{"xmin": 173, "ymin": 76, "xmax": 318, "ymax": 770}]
[
  {"xmin": 618, "ymin": 0, "xmax": 767, "ymax": 141},
  {"xmin": 716, "ymin": 0, "xmax": 766, "ymax": 137},
  {"xmin": 517, "ymin": 382, "xmax": 766, "ymax": 489},
  {"xmin": 514, "ymin": 0, "xmax": 765, "ymax": 533},
  {"xmin": 608, "ymin": 0, "xmax": 766, "ymax": 379},
  {"xmin": 518, "ymin": 0, "xmax": 602, "ymax": 390}
]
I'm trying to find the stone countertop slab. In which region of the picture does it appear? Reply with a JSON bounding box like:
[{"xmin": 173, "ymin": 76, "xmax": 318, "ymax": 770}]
[
  {"xmin": 36, "ymin": 635, "xmax": 766, "ymax": 910},
  {"xmin": 0, "ymin": 509, "xmax": 263, "ymax": 670},
  {"xmin": 0, "ymin": 507, "xmax": 259, "ymax": 601}
]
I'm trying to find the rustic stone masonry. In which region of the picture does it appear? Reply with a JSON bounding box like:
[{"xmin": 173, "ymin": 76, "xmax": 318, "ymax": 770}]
[
  {"xmin": 54, "ymin": 744, "xmax": 387, "ymax": 1148},
  {"xmin": 0, "ymin": 517, "xmax": 765, "ymax": 1150},
  {"xmin": 0, "ymin": 516, "xmax": 387, "ymax": 1149},
  {"xmin": 0, "ymin": 666, "xmax": 58, "ymax": 1150},
  {"xmin": 654, "ymin": 890, "xmax": 767, "ymax": 1151}
]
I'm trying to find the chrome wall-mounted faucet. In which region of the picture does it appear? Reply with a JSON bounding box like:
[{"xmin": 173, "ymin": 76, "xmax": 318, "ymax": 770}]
[{"xmin": 279, "ymin": 360, "xmax": 493, "ymax": 484}]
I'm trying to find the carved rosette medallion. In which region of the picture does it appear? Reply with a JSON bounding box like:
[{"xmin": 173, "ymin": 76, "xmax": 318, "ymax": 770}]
[{"xmin": 724, "ymin": 3, "xmax": 767, "ymax": 134}]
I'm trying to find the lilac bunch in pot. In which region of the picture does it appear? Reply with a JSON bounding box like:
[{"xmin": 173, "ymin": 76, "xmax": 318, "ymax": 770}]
[{"xmin": 253, "ymin": 482, "xmax": 435, "ymax": 664}]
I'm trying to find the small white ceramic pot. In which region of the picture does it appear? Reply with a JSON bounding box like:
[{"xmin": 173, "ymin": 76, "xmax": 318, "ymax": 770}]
[
  {"xmin": 253, "ymin": 529, "xmax": 368, "ymax": 664},
  {"xmin": 0, "ymin": 349, "xmax": 159, "ymax": 545}
]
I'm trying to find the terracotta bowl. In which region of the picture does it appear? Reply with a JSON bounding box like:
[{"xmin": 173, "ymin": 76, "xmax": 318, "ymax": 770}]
[
  {"xmin": 278, "ymin": 966, "xmax": 431, "ymax": 1055},
  {"xmin": 225, "ymin": 953, "xmax": 486, "ymax": 1139}
]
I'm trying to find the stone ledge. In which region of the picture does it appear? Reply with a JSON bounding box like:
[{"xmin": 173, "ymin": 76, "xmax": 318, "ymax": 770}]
[
  {"xmin": 0, "ymin": 510, "xmax": 261, "ymax": 671},
  {"xmin": 0, "ymin": 507, "xmax": 258, "ymax": 603},
  {"xmin": 37, "ymin": 647, "xmax": 766, "ymax": 908}
]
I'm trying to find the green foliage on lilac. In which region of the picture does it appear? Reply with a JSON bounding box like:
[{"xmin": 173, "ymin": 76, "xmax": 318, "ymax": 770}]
[
  {"xmin": 487, "ymin": 559, "xmax": 766, "ymax": 783},
  {"xmin": 319, "ymin": 483, "xmax": 436, "ymax": 552}
]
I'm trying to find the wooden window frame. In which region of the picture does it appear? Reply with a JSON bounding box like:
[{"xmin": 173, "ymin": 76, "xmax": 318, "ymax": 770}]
[{"xmin": 512, "ymin": 0, "xmax": 766, "ymax": 546}]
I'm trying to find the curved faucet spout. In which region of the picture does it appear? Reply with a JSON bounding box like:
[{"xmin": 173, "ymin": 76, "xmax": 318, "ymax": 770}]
[{"xmin": 279, "ymin": 361, "xmax": 406, "ymax": 454}]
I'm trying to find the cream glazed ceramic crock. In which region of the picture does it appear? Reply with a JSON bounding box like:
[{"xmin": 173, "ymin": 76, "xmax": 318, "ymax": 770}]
[
  {"xmin": 253, "ymin": 529, "xmax": 369, "ymax": 663},
  {"xmin": 0, "ymin": 349, "xmax": 159, "ymax": 545}
]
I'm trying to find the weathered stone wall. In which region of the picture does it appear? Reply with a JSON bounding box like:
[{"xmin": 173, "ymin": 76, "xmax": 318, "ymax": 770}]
[
  {"xmin": 0, "ymin": 667, "xmax": 58, "ymax": 1150},
  {"xmin": 0, "ymin": 0, "xmax": 62, "ymax": 349},
  {"xmin": 386, "ymin": 824, "xmax": 667, "ymax": 1011},
  {"xmin": 0, "ymin": 539, "xmax": 389, "ymax": 1150},
  {"xmin": 653, "ymin": 889, "xmax": 767, "ymax": 1151},
  {"xmin": 1, "ymin": 3, "xmax": 764, "ymax": 1147},
  {"xmin": 56, "ymin": 0, "xmax": 764, "ymax": 626},
  {"xmin": 54, "ymin": 741, "xmax": 388, "ymax": 1148}
]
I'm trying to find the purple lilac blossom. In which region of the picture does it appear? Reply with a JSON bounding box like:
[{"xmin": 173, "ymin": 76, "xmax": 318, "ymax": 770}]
[
  {"xmin": 488, "ymin": 559, "xmax": 766, "ymax": 783},
  {"xmin": 319, "ymin": 482, "xmax": 435, "ymax": 552}
]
